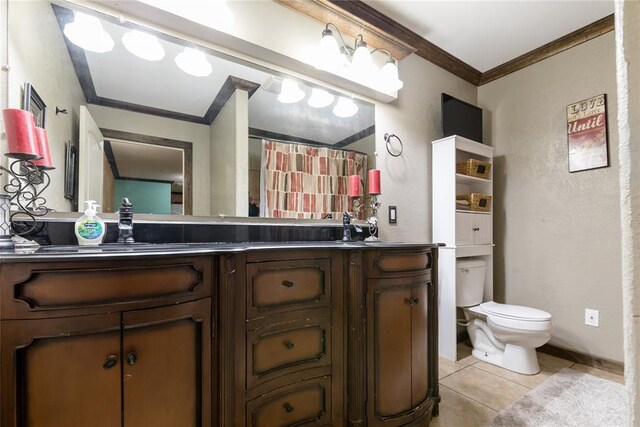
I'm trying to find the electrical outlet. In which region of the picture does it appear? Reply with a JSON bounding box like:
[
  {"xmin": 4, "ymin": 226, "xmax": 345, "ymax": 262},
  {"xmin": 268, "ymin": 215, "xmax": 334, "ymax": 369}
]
[{"xmin": 585, "ymin": 309, "xmax": 599, "ymax": 327}]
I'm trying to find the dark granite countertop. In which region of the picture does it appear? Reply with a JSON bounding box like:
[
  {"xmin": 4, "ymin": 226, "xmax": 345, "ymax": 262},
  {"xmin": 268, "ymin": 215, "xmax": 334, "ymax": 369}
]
[{"xmin": 0, "ymin": 241, "xmax": 440, "ymax": 262}]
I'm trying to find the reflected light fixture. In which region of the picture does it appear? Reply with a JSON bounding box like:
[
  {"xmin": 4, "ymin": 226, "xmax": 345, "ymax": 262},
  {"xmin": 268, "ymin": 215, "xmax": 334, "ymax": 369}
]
[
  {"xmin": 307, "ymin": 88, "xmax": 334, "ymax": 108},
  {"xmin": 315, "ymin": 23, "xmax": 403, "ymax": 93},
  {"xmin": 333, "ymin": 97, "xmax": 358, "ymax": 118},
  {"xmin": 175, "ymin": 47, "xmax": 212, "ymax": 77},
  {"xmin": 63, "ymin": 12, "xmax": 114, "ymax": 53},
  {"xmin": 277, "ymin": 78, "xmax": 305, "ymax": 104},
  {"xmin": 122, "ymin": 30, "xmax": 165, "ymax": 61}
]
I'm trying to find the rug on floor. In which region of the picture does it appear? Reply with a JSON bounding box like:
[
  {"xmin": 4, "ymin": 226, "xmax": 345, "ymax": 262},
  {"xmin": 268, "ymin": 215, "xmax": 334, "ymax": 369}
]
[{"xmin": 490, "ymin": 367, "xmax": 626, "ymax": 427}]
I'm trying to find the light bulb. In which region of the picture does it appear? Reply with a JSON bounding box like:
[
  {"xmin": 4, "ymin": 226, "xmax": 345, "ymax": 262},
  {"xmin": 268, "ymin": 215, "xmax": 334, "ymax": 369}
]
[
  {"xmin": 316, "ymin": 29, "xmax": 341, "ymax": 71},
  {"xmin": 63, "ymin": 12, "xmax": 114, "ymax": 53},
  {"xmin": 379, "ymin": 58, "xmax": 404, "ymax": 92},
  {"xmin": 122, "ymin": 30, "xmax": 165, "ymax": 61},
  {"xmin": 277, "ymin": 79, "xmax": 305, "ymax": 104},
  {"xmin": 308, "ymin": 88, "xmax": 334, "ymax": 108},
  {"xmin": 175, "ymin": 47, "xmax": 212, "ymax": 77},
  {"xmin": 333, "ymin": 97, "xmax": 358, "ymax": 118},
  {"xmin": 351, "ymin": 40, "xmax": 376, "ymax": 83}
]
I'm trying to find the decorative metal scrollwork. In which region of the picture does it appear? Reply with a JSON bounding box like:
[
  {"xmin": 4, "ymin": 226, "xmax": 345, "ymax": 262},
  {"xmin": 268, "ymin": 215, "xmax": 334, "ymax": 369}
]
[{"xmin": 0, "ymin": 158, "xmax": 51, "ymax": 236}]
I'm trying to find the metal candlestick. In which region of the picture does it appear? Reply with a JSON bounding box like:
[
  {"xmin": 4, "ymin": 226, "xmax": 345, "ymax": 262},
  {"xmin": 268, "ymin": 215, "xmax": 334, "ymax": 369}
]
[
  {"xmin": 351, "ymin": 194, "xmax": 381, "ymax": 241},
  {"xmin": 0, "ymin": 158, "xmax": 51, "ymax": 236}
]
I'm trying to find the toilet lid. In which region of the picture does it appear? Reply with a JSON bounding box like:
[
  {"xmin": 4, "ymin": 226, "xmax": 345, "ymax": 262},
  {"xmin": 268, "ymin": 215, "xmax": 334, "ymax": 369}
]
[{"xmin": 480, "ymin": 301, "xmax": 551, "ymax": 321}]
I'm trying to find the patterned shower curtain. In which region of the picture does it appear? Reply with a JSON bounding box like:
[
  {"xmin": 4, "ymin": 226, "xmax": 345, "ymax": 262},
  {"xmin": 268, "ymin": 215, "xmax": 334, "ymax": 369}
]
[{"xmin": 261, "ymin": 140, "xmax": 368, "ymax": 219}]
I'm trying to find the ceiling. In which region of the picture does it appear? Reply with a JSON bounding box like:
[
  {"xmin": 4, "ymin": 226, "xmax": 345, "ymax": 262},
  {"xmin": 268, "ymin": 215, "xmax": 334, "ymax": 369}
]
[
  {"xmin": 362, "ymin": 0, "xmax": 614, "ymax": 72},
  {"xmin": 108, "ymin": 140, "xmax": 183, "ymax": 184}
]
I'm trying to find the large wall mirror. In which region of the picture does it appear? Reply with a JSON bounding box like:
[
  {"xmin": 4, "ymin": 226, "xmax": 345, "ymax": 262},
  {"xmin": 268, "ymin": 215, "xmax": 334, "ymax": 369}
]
[{"xmin": 7, "ymin": 1, "xmax": 375, "ymax": 219}]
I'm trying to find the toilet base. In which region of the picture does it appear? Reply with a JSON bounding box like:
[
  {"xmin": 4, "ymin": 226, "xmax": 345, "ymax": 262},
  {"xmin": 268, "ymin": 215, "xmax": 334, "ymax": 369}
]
[{"xmin": 472, "ymin": 344, "xmax": 541, "ymax": 375}]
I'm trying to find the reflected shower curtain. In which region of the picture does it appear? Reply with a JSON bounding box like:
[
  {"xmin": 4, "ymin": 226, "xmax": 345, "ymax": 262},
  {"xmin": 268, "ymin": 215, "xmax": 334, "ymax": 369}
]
[{"xmin": 261, "ymin": 140, "xmax": 368, "ymax": 219}]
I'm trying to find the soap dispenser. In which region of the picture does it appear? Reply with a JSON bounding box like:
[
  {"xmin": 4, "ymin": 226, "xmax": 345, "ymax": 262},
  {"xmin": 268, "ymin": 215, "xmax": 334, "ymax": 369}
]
[{"xmin": 75, "ymin": 200, "xmax": 106, "ymax": 246}]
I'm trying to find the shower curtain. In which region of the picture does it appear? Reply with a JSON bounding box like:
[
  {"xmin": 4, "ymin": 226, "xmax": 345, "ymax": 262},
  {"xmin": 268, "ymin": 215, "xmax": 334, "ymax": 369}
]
[{"xmin": 261, "ymin": 140, "xmax": 368, "ymax": 219}]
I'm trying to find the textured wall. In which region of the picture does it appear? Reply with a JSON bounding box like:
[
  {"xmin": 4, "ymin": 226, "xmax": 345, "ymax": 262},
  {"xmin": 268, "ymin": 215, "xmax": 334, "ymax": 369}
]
[
  {"xmin": 375, "ymin": 54, "xmax": 477, "ymax": 242},
  {"xmin": 478, "ymin": 33, "xmax": 623, "ymax": 362},
  {"xmin": 615, "ymin": 0, "xmax": 640, "ymax": 423}
]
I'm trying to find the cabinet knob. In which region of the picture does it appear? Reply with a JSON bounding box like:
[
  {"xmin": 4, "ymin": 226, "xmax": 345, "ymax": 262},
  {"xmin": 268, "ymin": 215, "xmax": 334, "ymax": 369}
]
[
  {"xmin": 284, "ymin": 402, "xmax": 294, "ymax": 413},
  {"xmin": 127, "ymin": 352, "xmax": 137, "ymax": 365},
  {"xmin": 284, "ymin": 341, "xmax": 295, "ymax": 350},
  {"xmin": 281, "ymin": 280, "xmax": 294, "ymax": 288},
  {"xmin": 406, "ymin": 297, "xmax": 419, "ymax": 306},
  {"xmin": 103, "ymin": 354, "xmax": 118, "ymax": 369}
]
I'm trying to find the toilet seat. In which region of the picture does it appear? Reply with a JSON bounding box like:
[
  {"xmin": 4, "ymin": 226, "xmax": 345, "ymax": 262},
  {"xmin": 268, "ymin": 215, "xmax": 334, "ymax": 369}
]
[{"xmin": 480, "ymin": 301, "xmax": 551, "ymax": 321}]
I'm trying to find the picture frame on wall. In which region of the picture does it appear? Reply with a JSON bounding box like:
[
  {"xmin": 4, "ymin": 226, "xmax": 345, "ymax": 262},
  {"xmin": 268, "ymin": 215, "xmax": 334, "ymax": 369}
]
[
  {"xmin": 566, "ymin": 93, "xmax": 609, "ymax": 173},
  {"xmin": 64, "ymin": 141, "xmax": 78, "ymax": 207},
  {"xmin": 22, "ymin": 83, "xmax": 47, "ymax": 128}
]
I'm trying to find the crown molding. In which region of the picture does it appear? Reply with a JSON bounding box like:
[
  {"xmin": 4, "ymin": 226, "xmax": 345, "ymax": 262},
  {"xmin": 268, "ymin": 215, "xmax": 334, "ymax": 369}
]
[
  {"xmin": 283, "ymin": 1, "xmax": 614, "ymax": 87},
  {"xmin": 479, "ymin": 14, "xmax": 615, "ymax": 86}
]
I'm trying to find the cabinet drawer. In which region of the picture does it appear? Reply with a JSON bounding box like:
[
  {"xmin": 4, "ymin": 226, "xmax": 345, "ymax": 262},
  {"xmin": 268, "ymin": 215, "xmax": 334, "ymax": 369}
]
[
  {"xmin": 247, "ymin": 317, "xmax": 331, "ymax": 389},
  {"xmin": 246, "ymin": 259, "xmax": 331, "ymax": 319},
  {"xmin": 247, "ymin": 377, "xmax": 332, "ymax": 427},
  {"xmin": 367, "ymin": 249, "xmax": 433, "ymax": 278},
  {"xmin": 0, "ymin": 257, "xmax": 212, "ymax": 319}
]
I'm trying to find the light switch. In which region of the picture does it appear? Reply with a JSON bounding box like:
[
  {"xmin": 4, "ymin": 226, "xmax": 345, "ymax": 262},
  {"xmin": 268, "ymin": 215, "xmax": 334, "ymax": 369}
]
[{"xmin": 389, "ymin": 206, "xmax": 397, "ymax": 224}]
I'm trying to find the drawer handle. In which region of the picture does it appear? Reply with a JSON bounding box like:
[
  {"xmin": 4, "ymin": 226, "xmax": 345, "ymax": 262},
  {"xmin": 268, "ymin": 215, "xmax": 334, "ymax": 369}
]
[
  {"xmin": 473, "ymin": 227, "xmax": 480, "ymax": 231},
  {"xmin": 284, "ymin": 341, "xmax": 295, "ymax": 350},
  {"xmin": 284, "ymin": 402, "xmax": 294, "ymax": 413},
  {"xmin": 406, "ymin": 297, "xmax": 419, "ymax": 306},
  {"xmin": 282, "ymin": 280, "xmax": 294, "ymax": 288},
  {"xmin": 103, "ymin": 354, "xmax": 118, "ymax": 369},
  {"xmin": 127, "ymin": 352, "xmax": 137, "ymax": 365}
]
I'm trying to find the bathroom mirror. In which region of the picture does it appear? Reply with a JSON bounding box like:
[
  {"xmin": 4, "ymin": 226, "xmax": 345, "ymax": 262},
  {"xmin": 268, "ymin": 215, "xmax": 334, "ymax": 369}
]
[{"xmin": 7, "ymin": 1, "xmax": 375, "ymax": 218}]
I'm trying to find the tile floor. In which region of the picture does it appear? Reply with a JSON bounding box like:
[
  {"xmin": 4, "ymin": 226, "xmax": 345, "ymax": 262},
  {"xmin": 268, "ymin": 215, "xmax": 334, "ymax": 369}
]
[{"xmin": 431, "ymin": 344, "xmax": 624, "ymax": 427}]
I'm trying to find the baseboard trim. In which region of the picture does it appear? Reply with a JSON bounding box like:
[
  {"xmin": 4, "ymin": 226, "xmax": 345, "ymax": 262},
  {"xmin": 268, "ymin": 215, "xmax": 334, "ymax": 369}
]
[{"xmin": 539, "ymin": 344, "xmax": 624, "ymax": 376}]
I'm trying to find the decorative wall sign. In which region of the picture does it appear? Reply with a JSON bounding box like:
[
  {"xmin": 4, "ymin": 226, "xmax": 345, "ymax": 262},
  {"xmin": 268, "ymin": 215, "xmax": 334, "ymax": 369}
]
[
  {"xmin": 566, "ymin": 94, "xmax": 609, "ymax": 172},
  {"xmin": 22, "ymin": 83, "xmax": 46, "ymax": 128}
]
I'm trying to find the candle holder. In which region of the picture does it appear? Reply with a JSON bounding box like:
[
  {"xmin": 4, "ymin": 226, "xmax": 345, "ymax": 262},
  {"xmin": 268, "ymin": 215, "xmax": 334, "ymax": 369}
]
[
  {"xmin": 0, "ymin": 158, "xmax": 52, "ymax": 236},
  {"xmin": 351, "ymin": 194, "xmax": 382, "ymax": 241}
]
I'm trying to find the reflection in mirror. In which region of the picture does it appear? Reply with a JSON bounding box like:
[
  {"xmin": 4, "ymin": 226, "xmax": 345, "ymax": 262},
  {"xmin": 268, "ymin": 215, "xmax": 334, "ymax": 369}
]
[{"xmin": 7, "ymin": 1, "xmax": 375, "ymax": 218}]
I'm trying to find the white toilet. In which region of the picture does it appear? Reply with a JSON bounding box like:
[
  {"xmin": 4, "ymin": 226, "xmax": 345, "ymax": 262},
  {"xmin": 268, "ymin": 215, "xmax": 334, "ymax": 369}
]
[{"xmin": 457, "ymin": 258, "xmax": 553, "ymax": 375}]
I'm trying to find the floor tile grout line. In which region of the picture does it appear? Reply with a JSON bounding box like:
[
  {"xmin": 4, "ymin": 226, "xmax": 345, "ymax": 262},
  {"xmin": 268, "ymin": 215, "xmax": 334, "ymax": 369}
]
[
  {"xmin": 439, "ymin": 383, "xmax": 499, "ymax": 414},
  {"xmin": 470, "ymin": 363, "xmax": 535, "ymax": 390}
]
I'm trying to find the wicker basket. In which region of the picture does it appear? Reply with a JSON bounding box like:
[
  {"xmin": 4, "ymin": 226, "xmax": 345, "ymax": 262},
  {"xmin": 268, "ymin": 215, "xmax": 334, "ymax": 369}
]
[
  {"xmin": 456, "ymin": 159, "xmax": 491, "ymax": 179},
  {"xmin": 456, "ymin": 193, "xmax": 492, "ymax": 212}
]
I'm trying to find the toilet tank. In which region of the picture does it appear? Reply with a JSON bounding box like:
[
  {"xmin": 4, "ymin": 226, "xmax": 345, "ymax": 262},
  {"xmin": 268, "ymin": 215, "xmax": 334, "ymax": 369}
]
[{"xmin": 456, "ymin": 258, "xmax": 486, "ymax": 307}]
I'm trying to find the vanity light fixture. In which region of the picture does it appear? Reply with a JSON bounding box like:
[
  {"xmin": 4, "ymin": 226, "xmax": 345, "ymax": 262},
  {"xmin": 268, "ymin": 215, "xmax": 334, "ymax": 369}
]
[
  {"xmin": 307, "ymin": 88, "xmax": 334, "ymax": 108},
  {"xmin": 63, "ymin": 12, "xmax": 114, "ymax": 53},
  {"xmin": 333, "ymin": 96, "xmax": 358, "ymax": 118},
  {"xmin": 122, "ymin": 30, "xmax": 165, "ymax": 61},
  {"xmin": 277, "ymin": 79, "xmax": 305, "ymax": 104},
  {"xmin": 315, "ymin": 23, "xmax": 404, "ymax": 93},
  {"xmin": 175, "ymin": 47, "xmax": 212, "ymax": 77}
]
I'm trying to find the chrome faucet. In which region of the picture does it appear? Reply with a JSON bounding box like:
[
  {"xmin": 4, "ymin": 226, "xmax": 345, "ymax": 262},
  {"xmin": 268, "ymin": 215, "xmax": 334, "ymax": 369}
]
[
  {"xmin": 117, "ymin": 198, "xmax": 135, "ymax": 244},
  {"xmin": 342, "ymin": 212, "xmax": 352, "ymax": 241}
]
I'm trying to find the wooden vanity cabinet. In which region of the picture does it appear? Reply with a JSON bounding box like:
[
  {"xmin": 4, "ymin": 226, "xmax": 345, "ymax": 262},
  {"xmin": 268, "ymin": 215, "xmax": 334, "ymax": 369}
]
[
  {"xmin": 0, "ymin": 256, "xmax": 213, "ymax": 427},
  {"xmin": 363, "ymin": 249, "xmax": 439, "ymax": 427}
]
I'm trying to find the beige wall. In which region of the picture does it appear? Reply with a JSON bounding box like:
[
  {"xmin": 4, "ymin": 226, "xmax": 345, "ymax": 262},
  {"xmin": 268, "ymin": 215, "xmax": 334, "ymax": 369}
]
[
  {"xmin": 87, "ymin": 105, "xmax": 211, "ymax": 216},
  {"xmin": 6, "ymin": 0, "xmax": 86, "ymax": 211},
  {"xmin": 209, "ymin": 90, "xmax": 249, "ymax": 216},
  {"xmin": 478, "ymin": 33, "xmax": 623, "ymax": 362},
  {"xmin": 615, "ymin": 0, "xmax": 640, "ymax": 422},
  {"xmin": 376, "ymin": 54, "xmax": 477, "ymax": 242}
]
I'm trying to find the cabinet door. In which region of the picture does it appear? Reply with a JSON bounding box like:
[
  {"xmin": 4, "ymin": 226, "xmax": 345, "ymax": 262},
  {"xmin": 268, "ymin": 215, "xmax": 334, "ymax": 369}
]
[
  {"xmin": 455, "ymin": 213, "xmax": 474, "ymax": 246},
  {"xmin": 0, "ymin": 314, "xmax": 121, "ymax": 427},
  {"xmin": 122, "ymin": 298, "xmax": 211, "ymax": 427},
  {"xmin": 367, "ymin": 276, "xmax": 434, "ymax": 427},
  {"xmin": 473, "ymin": 214, "xmax": 493, "ymax": 245}
]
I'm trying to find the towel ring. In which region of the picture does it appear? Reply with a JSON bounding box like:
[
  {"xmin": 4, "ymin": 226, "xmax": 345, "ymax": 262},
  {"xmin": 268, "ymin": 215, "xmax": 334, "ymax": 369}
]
[{"xmin": 384, "ymin": 133, "xmax": 403, "ymax": 157}]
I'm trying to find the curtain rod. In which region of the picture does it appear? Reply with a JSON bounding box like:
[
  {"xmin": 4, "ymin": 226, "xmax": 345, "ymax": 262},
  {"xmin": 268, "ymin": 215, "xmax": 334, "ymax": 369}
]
[{"xmin": 248, "ymin": 134, "xmax": 369, "ymax": 158}]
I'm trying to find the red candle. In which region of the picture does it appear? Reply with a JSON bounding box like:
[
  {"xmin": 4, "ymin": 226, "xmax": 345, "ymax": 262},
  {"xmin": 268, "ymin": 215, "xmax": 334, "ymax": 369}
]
[
  {"xmin": 349, "ymin": 175, "xmax": 360, "ymax": 197},
  {"xmin": 2, "ymin": 108, "xmax": 40, "ymax": 160},
  {"xmin": 368, "ymin": 169, "xmax": 381, "ymax": 195},
  {"xmin": 33, "ymin": 127, "xmax": 54, "ymax": 170}
]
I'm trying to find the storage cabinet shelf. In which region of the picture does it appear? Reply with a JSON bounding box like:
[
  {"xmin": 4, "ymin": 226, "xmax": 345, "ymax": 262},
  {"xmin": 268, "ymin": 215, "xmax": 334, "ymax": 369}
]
[{"xmin": 432, "ymin": 135, "xmax": 494, "ymax": 362}]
